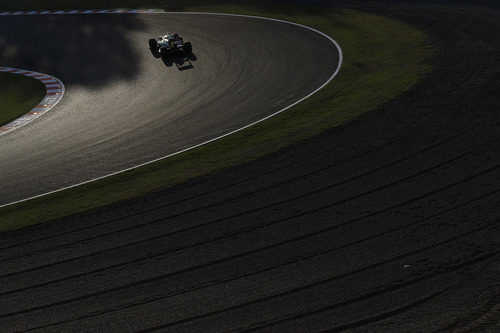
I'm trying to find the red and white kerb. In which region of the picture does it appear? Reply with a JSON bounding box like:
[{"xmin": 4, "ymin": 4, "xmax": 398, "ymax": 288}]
[
  {"xmin": 0, "ymin": 9, "xmax": 163, "ymax": 16},
  {"xmin": 0, "ymin": 67, "xmax": 65, "ymax": 135}
]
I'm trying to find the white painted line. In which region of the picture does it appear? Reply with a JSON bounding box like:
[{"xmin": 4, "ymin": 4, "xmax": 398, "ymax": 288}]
[
  {"xmin": 0, "ymin": 67, "xmax": 65, "ymax": 139},
  {"xmin": 0, "ymin": 10, "xmax": 342, "ymax": 209}
]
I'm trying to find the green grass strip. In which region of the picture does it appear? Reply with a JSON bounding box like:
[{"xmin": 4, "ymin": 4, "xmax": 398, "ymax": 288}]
[
  {"xmin": 0, "ymin": 3, "xmax": 433, "ymax": 231},
  {"xmin": 0, "ymin": 71, "xmax": 45, "ymax": 127}
]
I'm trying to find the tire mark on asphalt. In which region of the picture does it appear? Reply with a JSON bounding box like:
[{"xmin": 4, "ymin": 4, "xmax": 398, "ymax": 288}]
[
  {"xmin": 8, "ymin": 223, "xmax": 498, "ymax": 331},
  {"xmin": 0, "ymin": 135, "xmax": 411, "ymax": 251},
  {"xmin": 1, "ymin": 182, "xmax": 498, "ymax": 326},
  {"xmin": 134, "ymin": 253, "xmax": 499, "ymax": 333},
  {"xmin": 0, "ymin": 130, "xmax": 487, "ymax": 265},
  {"xmin": 0, "ymin": 136, "xmax": 404, "ymax": 250},
  {"xmin": 0, "ymin": 146, "xmax": 475, "ymax": 274},
  {"xmin": 2, "ymin": 114, "xmax": 495, "ymax": 258},
  {"xmin": 246, "ymin": 278, "xmax": 468, "ymax": 332},
  {"xmin": 1, "ymin": 140, "xmax": 497, "ymax": 284},
  {"xmin": 2, "ymin": 183, "xmax": 498, "ymax": 299},
  {"xmin": 3, "ymin": 117, "xmax": 490, "ymax": 252}
]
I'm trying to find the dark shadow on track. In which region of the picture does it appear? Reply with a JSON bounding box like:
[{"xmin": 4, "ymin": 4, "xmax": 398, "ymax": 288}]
[
  {"xmin": 161, "ymin": 53, "xmax": 197, "ymax": 70},
  {"xmin": 149, "ymin": 45, "xmax": 197, "ymax": 70},
  {"xmin": 0, "ymin": 14, "xmax": 145, "ymax": 86}
]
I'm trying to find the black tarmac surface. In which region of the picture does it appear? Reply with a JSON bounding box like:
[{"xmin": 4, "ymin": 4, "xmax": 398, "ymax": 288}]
[
  {"xmin": 0, "ymin": 13, "xmax": 338, "ymax": 206},
  {"xmin": 1, "ymin": 2, "xmax": 499, "ymax": 332}
]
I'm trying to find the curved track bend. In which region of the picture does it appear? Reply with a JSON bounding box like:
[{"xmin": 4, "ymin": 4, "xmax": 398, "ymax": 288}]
[
  {"xmin": 1, "ymin": 2, "xmax": 499, "ymax": 332},
  {"xmin": 0, "ymin": 12, "xmax": 339, "ymax": 206}
]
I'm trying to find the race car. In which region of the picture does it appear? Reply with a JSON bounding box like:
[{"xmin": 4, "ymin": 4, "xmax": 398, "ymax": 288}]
[{"xmin": 149, "ymin": 33, "xmax": 192, "ymax": 56}]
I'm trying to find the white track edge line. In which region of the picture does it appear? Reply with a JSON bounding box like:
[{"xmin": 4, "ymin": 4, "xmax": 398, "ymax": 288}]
[{"xmin": 0, "ymin": 10, "xmax": 343, "ymax": 209}]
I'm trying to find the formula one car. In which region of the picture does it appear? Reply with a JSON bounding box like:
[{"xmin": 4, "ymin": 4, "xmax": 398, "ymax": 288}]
[{"xmin": 149, "ymin": 33, "xmax": 192, "ymax": 56}]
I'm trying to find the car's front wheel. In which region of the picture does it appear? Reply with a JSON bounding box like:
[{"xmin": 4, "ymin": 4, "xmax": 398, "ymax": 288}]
[{"xmin": 148, "ymin": 38, "xmax": 158, "ymax": 50}]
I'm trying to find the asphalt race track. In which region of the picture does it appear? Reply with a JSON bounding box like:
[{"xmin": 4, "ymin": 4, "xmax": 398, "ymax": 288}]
[
  {"xmin": 0, "ymin": 12, "xmax": 339, "ymax": 206},
  {"xmin": 1, "ymin": 2, "xmax": 500, "ymax": 332}
]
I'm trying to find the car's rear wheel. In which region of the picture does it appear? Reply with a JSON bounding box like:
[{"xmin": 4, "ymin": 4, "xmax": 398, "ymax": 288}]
[
  {"xmin": 149, "ymin": 38, "xmax": 157, "ymax": 50},
  {"xmin": 184, "ymin": 42, "xmax": 192, "ymax": 53}
]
